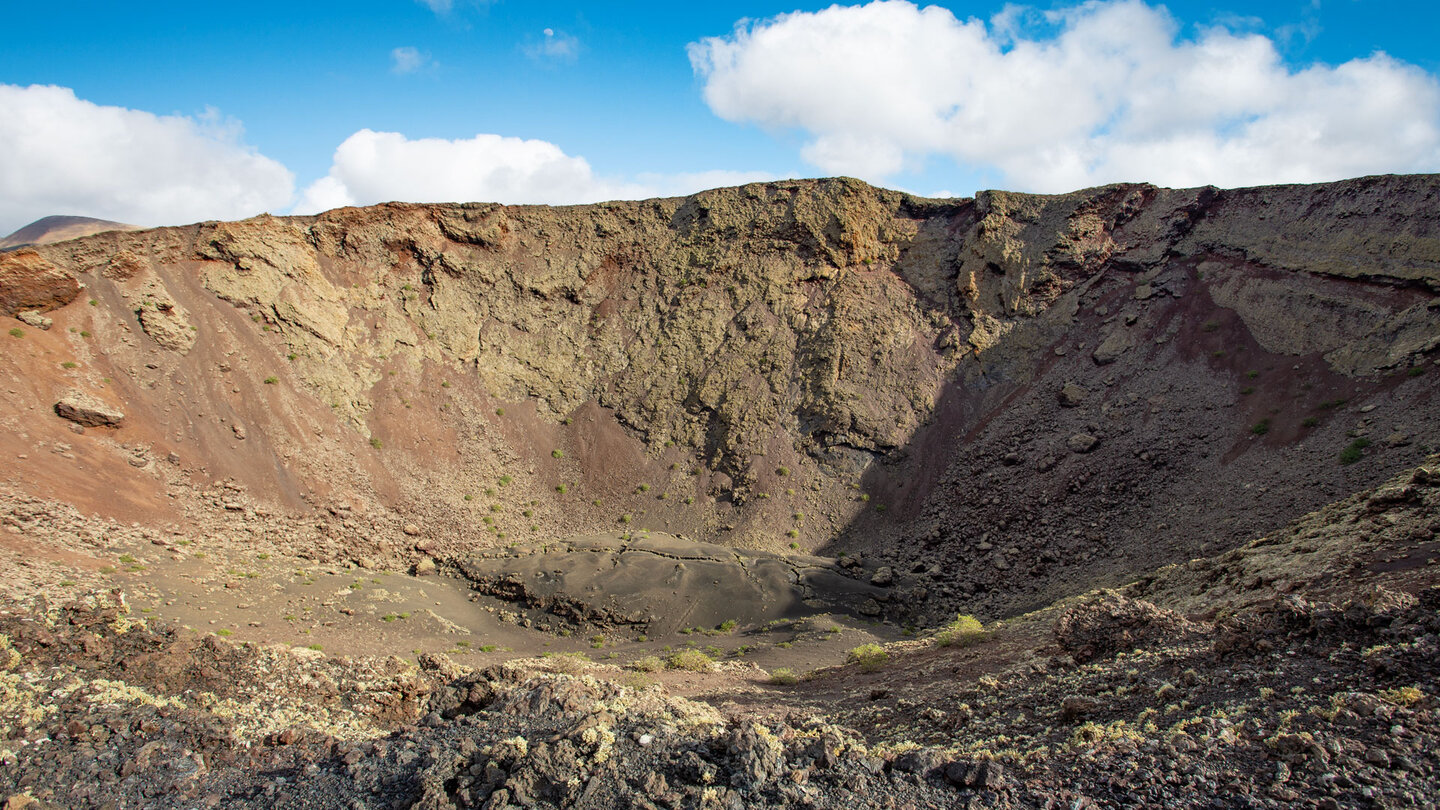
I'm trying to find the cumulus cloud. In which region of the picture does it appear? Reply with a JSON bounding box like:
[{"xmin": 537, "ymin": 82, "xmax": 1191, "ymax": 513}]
[
  {"xmin": 296, "ymin": 130, "xmax": 775, "ymax": 213},
  {"xmin": 391, "ymin": 46, "xmax": 435, "ymax": 74},
  {"xmin": 524, "ymin": 28, "xmax": 581, "ymax": 63},
  {"xmin": 688, "ymin": 0, "xmax": 1440, "ymax": 191},
  {"xmin": 0, "ymin": 84, "xmax": 294, "ymax": 234}
]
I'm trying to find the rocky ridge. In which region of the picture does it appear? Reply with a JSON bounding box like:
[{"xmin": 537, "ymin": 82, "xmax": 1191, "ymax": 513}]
[{"xmin": 2, "ymin": 175, "xmax": 1436, "ymax": 623}]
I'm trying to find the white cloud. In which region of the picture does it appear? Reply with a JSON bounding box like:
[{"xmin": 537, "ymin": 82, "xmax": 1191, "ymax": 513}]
[
  {"xmin": 415, "ymin": 0, "xmax": 450, "ymax": 14},
  {"xmin": 295, "ymin": 129, "xmax": 776, "ymax": 213},
  {"xmin": 0, "ymin": 84, "xmax": 294, "ymax": 234},
  {"xmin": 688, "ymin": 0, "xmax": 1440, "ymax": 191},
  {"xmin": 391, "ymin": 46, "xmax": 435, "ymax": 74},
  {"xmin": 524, "ymin": 28, "xmax": 581, "ymax": 62}
]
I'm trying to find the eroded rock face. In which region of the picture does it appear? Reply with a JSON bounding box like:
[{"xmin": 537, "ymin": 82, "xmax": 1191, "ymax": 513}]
[
  {"xmin": 19, "ymin": 175, "xmax": 1440, "ymax": 622},
  {"xmin": 0, "ymin": 248, "xmax": 81, "ymax": 317}
]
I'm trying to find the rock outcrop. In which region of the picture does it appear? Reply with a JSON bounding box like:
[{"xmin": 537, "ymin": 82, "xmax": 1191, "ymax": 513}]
[{"xmin": 0, "ymin": 248, "xmax": 81, "ymax": 317}]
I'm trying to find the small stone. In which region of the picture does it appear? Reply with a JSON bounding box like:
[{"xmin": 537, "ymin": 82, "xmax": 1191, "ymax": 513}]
[
  {"xmin": 403, "ymin": 524, "xmax": 422, "ymax": 536},
  {"xmin": 232, "ymin": 424, "xmax": 247, "ymax": 440},
  {"xmin": 870, "ymin": 566, "xmax": 894, "ymax": 587},
  {"xmin": 414, "ymin": 557, "xmax": 437, "ymax": 577},
  {"xmin": 858, "ymin": 598, "xmax": 882, "ymax": 616},
  {"xmin": 1067, "ymin": 433, "xmax": 1099, "ymax": 453},
  {"xmin": 1092, "ymin": 330, "xmax": 1131, "ymax": 365},
  {"xmin": 1058, "ymin": 383, "xmax": 1088, "ymax": 407}
]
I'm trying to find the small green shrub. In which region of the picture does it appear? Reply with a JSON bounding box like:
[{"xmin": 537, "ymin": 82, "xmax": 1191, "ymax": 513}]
[
  {"xmin": 555, "ymin": 484, "xmax": 568, "ymax": 494},
  {"xmin": 1408, "ymin": 366, "xmax": 1426, "ymax": 378},
  {"xmin": 61, "ymin": 361, "xmax": 78, "ymax": 369},
  {"xmin": 776, "ymin": 466, "xmax": 790, "ymax": 477},
  {"xmin": 495, "ymin": 408, "xmax": 505, "ymax": 416},
  {"xmin": 631, "ymin": 655, "xmax": 666, "ymax": 672},
  {"xmin": 264, "ymin": 376, "xmax": 278, "ymax": 384},
  {"xmin": 934, "ymin": 614, "xmax": 990, "ymax": 648},
  {"xmin": 1340, "ymin": 437, "xmax": 1371, "ymax": 465},
  {"xmin": 1302, "ymin": 416, "xmax": 1320, "ymax": 428},
  {"xmin": 787, "ymin": 529, "xmax": 799, "ymax": 538},
  {"xmin": 637, "ymin": 483, "xmax": 650, "ymax": 493},
  {"xmin": 666, "ymin": 650, "xmax": 714, "ymax": 672},
  {"xmin": 768, "ymin": 667, "xmax": 800, "ymax": 685},
  {"xmin": 718, "ymin": 619, "xmax": 738, "ymax": 634},
  {"xmin": 1379, "ymin": 686, "xmax": 1424, "ymax": 706},
  {"xmin": 1240, "ymin": 386, "xmax": 1255, "ymax": 395},
  {"xmin": 551, "ymin": 449, "xmax": 564, "ymax": 459},
  {"xmin": 1250, "ymin": 418, "xmax": 1270, "ymax": 436},
  {"xmin": 499, "ymin": 475, "xmax": 513, "ymax": 486},
  {"xmin": 619, "ymin": 514, "xmax": 631, "ymax": 524},
  {"xmin": 370, "ymin": 437, "xmax": 383, "ymax": 450},
  {"xmin": 847, "ymin": 643, "xmax": 889, "ymax": 671},
  {"xmin": 8, "ymin": 328, "xmax": 24, "ymax": 338}
]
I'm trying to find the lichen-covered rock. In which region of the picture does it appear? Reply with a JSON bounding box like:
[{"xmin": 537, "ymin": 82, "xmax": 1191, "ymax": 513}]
[{"xmin": 1054, "ymin": 590, "xmax": 1200, "ymax": 662}]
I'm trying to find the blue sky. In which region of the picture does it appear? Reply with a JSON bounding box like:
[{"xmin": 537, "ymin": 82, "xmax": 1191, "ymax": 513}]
[{"xmin": 1, "ymin": 0, "xmax": 1438, "ymax": 232}]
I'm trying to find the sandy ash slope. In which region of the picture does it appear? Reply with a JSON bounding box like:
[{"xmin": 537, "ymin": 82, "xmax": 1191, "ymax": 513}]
[{"xmin": 0, "ymin": 175, "xmax": 1437, "ymax": 808}]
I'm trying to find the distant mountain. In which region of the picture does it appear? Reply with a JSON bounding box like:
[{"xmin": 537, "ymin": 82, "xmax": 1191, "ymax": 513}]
[{"xmin": 0, "ymin": 215, "xmax": 139, "ymax": 250}]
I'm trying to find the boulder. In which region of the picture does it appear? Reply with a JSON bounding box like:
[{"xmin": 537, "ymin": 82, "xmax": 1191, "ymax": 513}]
[
  {"xmin": 17, "ymin": 311, "xmax": 52, "ymax": 330},
  {"xmin": 54, "ymin": 391, "xmax": 124, "ymax": 428}
]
